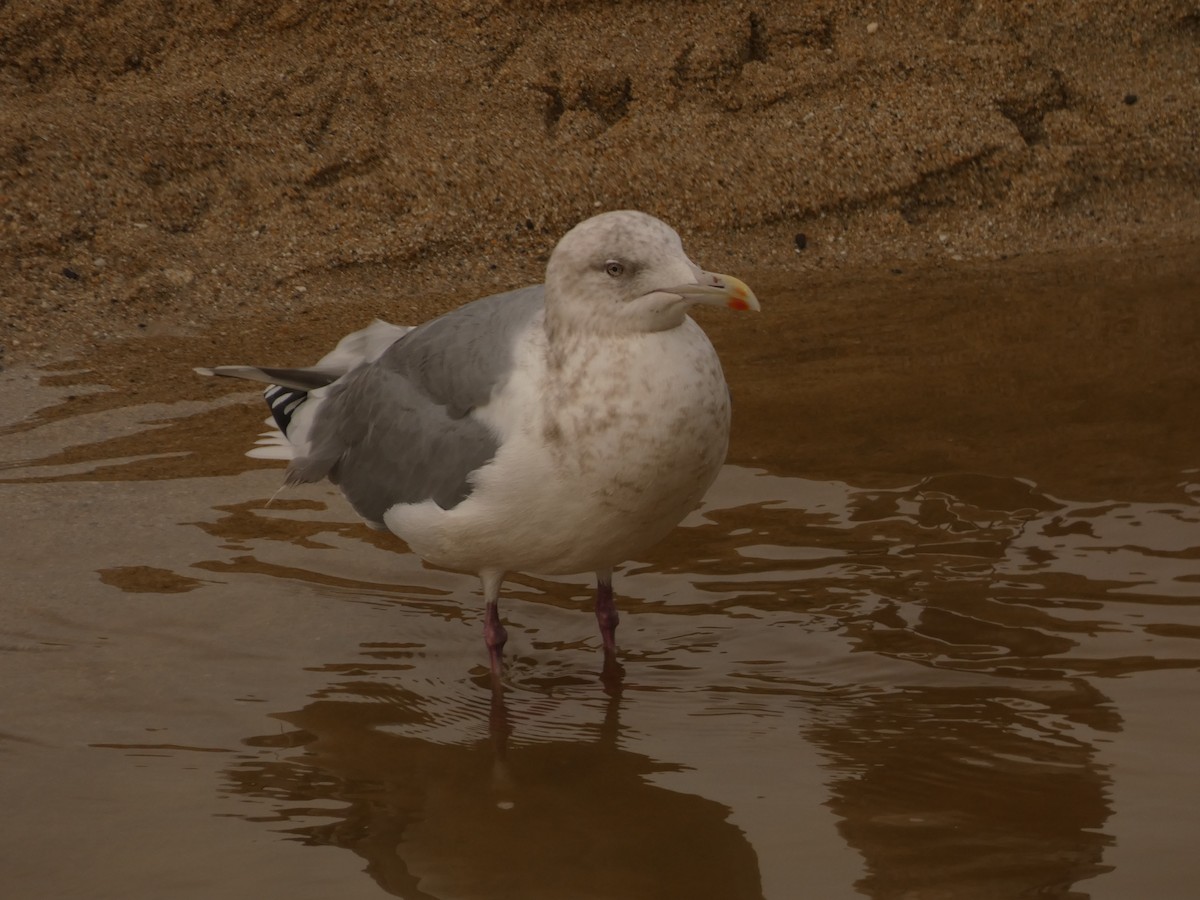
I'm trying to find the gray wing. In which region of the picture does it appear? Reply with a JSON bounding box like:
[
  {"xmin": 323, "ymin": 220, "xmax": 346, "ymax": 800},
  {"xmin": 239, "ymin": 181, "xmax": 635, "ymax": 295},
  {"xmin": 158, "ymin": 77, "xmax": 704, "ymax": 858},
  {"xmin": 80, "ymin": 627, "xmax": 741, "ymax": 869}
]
[{"xmin": 286, "ymin": 285, "xmax": 544, "ymax": 526}]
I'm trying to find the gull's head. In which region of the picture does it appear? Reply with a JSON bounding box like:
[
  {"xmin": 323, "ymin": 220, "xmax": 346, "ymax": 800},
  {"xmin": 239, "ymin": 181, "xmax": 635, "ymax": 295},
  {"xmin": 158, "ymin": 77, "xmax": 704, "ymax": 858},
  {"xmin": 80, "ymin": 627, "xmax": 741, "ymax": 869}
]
[{"xmin": 544, "ymin": 210, "xmax": 759, "ymax": 336}]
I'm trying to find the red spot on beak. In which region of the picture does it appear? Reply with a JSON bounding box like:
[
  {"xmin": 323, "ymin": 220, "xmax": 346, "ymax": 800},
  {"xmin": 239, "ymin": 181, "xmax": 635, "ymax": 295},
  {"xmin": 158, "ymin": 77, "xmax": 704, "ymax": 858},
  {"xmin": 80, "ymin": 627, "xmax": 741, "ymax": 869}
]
[{"xmin": 728, "ymin": 297, "xmax": 751, "ymax": 311}]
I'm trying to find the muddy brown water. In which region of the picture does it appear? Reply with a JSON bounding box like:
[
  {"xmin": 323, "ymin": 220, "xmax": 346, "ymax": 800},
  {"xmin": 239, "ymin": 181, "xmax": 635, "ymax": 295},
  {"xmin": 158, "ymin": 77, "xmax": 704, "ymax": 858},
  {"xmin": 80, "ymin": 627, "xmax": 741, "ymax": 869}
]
[{"xmin": 2, "ymin": 247, "xmax": 1198, "ymax": 899}]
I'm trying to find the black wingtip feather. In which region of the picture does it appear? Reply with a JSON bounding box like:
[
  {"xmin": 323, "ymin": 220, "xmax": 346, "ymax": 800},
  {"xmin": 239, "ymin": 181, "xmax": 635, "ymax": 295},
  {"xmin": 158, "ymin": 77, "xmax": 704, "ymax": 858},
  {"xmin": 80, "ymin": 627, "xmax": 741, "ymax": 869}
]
[{"xmin": 264, "ymin": 384, "xmax": 308, "ymax": 435}]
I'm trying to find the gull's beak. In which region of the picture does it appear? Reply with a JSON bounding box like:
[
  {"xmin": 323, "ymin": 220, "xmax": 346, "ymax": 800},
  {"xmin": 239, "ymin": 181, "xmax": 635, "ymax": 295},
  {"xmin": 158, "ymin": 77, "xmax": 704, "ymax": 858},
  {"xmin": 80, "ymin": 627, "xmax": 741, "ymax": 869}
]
[{"xmin": 663, "ymin": 271, "xmax": 761, "ymax": 312}]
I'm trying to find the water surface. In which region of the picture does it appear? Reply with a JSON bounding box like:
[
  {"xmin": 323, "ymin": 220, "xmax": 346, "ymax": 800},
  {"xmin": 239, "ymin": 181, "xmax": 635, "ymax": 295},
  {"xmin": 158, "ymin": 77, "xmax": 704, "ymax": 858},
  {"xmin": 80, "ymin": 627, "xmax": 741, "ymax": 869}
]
[{"xmin": 2, "ymin": 248, "xmax": 1198, "ymax": 899}]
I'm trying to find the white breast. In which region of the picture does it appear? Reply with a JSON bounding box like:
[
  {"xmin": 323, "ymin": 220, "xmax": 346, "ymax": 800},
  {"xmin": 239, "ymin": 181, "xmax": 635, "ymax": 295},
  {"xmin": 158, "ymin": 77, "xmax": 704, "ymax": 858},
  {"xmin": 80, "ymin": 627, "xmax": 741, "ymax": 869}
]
[{"xmin": 385, "ymin": 316, "xmax": 731, "ymax": 577}]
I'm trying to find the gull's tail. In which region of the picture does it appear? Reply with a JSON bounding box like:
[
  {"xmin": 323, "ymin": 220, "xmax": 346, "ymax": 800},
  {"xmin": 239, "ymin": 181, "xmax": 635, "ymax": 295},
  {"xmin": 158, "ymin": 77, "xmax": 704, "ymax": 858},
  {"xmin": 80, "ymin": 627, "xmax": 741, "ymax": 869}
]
[{"xmin": 195, "ymin": 319, "xmax": 413, "ymax": 460}]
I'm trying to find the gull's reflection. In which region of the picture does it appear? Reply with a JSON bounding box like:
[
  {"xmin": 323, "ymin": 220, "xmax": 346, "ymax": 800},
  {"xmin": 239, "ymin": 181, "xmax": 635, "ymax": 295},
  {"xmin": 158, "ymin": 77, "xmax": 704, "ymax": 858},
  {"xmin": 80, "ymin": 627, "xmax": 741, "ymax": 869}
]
[{"xmin": 226, "ymin": 664, "xmax": 764, "ymax": 900}]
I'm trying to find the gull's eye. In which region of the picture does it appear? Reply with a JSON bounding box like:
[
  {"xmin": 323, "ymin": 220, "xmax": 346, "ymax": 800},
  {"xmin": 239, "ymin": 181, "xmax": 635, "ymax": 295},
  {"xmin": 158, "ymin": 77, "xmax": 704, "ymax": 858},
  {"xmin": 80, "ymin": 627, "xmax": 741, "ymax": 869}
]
[{"xmin": 604, "ymin": 259, "xmax": 625, "ymax": 278}]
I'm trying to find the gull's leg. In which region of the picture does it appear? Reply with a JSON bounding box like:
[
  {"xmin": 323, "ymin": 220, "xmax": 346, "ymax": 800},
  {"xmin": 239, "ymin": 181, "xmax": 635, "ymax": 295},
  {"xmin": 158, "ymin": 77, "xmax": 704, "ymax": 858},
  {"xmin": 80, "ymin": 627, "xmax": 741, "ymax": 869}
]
[
  {"xmin": 594, "ymin": 568, "xmax": 619, "ymax": 655},
  {"xmin": 481, "ymin": 570, "xmax": 508, "ymax": 679}
]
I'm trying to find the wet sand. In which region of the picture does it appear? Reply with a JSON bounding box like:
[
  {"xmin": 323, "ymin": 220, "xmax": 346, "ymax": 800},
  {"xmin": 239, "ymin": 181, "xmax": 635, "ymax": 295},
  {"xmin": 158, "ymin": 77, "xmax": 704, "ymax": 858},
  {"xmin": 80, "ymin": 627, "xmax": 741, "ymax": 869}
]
[{"xmin": 2, "ymin": 1, "xmax": 1198, "ymax": 367}]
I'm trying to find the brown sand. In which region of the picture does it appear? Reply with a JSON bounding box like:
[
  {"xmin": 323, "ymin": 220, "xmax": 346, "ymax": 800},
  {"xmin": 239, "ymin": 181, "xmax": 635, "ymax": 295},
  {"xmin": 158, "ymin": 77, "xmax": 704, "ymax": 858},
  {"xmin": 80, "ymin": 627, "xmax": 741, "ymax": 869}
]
[{"xmin": 1, "ymin": 0, "xmax": 1198, "ymax": 370}]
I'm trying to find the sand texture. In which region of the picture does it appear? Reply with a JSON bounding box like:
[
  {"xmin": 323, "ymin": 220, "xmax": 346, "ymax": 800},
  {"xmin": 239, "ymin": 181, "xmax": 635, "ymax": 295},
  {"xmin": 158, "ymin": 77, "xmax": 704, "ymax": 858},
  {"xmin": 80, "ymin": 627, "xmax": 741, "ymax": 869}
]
[{"xmin": 1, "ymin": 0, "xmax": 1197, "ymax": 365}]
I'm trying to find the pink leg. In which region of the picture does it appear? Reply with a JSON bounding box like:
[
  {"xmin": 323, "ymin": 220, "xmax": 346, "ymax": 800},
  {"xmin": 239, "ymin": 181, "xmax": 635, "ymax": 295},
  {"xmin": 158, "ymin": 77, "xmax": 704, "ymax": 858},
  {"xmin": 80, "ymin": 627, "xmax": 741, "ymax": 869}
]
[
  {"xmin": 594, "ymin": 571, "xmax": 619, "ymax": 655},
  {"xmin": 480, "ymin": 571, "xmax": 508, "ymax": 679},
  {"xmin": 484, "ymin": 599, "xmax": 508, "ymax": 678}
]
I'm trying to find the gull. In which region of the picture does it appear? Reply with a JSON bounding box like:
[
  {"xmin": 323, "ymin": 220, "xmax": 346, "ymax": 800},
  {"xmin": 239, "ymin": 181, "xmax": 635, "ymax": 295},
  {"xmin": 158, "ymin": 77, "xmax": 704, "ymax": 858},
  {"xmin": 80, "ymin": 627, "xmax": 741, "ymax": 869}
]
[{"xmin": 198, "ymin": 210, "xmax": 759, "ymax": 675}]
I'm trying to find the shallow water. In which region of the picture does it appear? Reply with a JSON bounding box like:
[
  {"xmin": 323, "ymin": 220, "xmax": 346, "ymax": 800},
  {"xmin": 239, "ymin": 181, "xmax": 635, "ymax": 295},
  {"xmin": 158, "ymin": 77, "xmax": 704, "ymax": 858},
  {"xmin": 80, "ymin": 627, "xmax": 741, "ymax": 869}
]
[{"xmin": 2, "ymin": 250, "xmax": 1199, "ymax": 899}]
